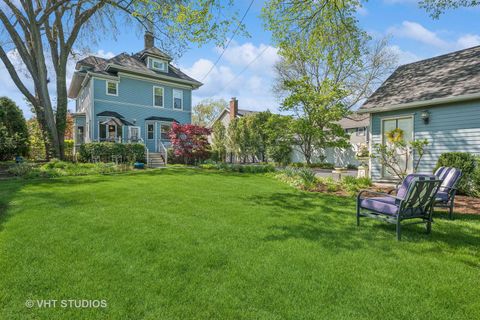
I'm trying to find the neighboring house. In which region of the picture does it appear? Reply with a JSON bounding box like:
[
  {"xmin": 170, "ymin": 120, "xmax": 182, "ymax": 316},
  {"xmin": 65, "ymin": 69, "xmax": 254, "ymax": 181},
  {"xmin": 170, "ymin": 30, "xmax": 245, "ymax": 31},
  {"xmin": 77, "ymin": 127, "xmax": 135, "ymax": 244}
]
[
  {"xmin": 209, "ymin": 97, "xmax": 258, "ymax": 130},
  {"xmin": 208, "ymin": 97, "xmax": 262, "ymax": 162},
  {"xmin": 359, "ymin": 45, "xmax": 480, "ymax": 181},
  {"xmin": 68, "ymin": 32, "xmax": 202, "ymax": 163},
  {"xmin": 291, "ymin": 113, "xmax": 370, "ymax": 166}
]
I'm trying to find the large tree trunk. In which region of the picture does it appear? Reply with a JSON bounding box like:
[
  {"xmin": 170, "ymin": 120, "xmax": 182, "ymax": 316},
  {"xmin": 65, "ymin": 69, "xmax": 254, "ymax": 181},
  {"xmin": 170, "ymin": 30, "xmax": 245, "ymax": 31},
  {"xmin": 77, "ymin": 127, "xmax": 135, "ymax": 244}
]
[{"xmin": 55, "ymin": 63, "xmax": 69, "ymax": 160}]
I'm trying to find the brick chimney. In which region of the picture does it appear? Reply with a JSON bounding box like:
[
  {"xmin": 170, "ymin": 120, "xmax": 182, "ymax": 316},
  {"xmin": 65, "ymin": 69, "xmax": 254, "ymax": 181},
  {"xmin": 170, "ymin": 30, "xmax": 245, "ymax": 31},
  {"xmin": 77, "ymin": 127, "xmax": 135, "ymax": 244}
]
[
  {"xmin": 229, "ymin": 97, "xmax": 238, "ymax": 121},
  {"xmin": 144, "ymin": 31, "xmax": 154, "ymax": 49}
]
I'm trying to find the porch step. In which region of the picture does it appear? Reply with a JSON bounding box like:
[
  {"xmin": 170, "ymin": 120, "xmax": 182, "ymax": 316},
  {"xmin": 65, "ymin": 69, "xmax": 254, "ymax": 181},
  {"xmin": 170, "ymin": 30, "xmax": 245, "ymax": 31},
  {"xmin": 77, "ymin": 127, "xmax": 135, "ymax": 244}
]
[{"xmin": 148, "ymin": 152, "xmax": 166, "ymax": 168}]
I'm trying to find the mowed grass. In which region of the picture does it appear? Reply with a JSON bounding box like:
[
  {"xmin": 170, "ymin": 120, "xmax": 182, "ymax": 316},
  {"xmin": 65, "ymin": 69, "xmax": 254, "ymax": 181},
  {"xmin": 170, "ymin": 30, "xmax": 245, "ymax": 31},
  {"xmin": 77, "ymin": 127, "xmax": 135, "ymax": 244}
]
[{"xmin": 0, "ymin": 168, "xmax": 479, "ymax": 320}]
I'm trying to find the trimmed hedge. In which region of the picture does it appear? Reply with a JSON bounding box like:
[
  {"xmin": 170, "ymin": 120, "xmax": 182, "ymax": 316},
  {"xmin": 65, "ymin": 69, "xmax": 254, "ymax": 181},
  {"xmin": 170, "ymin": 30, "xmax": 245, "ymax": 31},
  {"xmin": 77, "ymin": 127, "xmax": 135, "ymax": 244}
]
[
  {"xmin": 78, "ymin": 142, "xmax": 145, "ymax": 163},
  {"xmin": 289, "ymin": 162, "xmax": 335, "ymax": 169},
  {"xmin": 434, "ymin": 152, "xmax": 477, "ymax": 195},
  {"xmin": 199, "ymin": 162, "xmax": 276, "ymax": 173},
  {"xmin": 64, "ymin": 140, "xmax": 74, "ymax": 161},
  {"xmin": 8, "ymin": 160, "xmax": 132, "ymax": 178}
]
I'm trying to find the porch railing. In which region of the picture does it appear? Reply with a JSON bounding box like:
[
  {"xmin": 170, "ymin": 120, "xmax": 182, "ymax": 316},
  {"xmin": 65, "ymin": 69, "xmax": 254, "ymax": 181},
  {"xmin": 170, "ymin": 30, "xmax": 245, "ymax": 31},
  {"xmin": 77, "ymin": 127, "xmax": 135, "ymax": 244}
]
[{"xmin": 156, "ymin": 139, "xmax": 168, "ymax": 165}]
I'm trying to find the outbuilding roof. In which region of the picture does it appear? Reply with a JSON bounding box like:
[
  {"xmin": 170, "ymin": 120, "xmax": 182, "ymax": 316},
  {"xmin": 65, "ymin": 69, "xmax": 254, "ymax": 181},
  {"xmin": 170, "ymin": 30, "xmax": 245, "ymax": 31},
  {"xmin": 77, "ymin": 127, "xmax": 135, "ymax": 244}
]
[{"xmin": 360, "ymin": 45, "xmax": 480, "ymax": 111}]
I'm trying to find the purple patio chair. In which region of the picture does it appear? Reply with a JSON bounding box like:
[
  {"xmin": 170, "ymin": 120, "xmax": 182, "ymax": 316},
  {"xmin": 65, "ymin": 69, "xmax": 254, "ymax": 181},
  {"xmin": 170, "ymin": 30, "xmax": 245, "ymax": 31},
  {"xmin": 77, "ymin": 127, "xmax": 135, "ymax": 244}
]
[
  {"xmin": 433, "ymin": 167, "xmax": 462, "ymax": 219},
  {"xmin": 357, "ymin": 174, "xmax": 443, "ymax": 240}
]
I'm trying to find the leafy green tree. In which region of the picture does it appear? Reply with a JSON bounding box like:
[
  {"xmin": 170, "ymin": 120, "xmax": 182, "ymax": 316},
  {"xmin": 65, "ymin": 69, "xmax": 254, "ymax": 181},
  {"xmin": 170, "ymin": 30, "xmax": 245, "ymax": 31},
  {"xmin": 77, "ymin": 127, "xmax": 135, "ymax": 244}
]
[
  {"xmin": 264, "ymin": 114, "xmax": 293, "ymax": 165},
  {"xmin": 263, "ymin": 0, "xmax": 396, "ymax": 164},
  {"xmin": 27, "ymin": 117, "xmax": 47, "ymax": 161},
  {"xmin": 192, "ymin": 98, "xmax": 227, "ymax": 126},
  {"xmin": 0, "ymin": 97, "xmax": 28, "ymax": 160},
  {"xmin": 211, "ymin": 121, "xmax": 227, "ymax": 162},
  {"xmin": 227, "ymin": 117, "xmax": 255, "ymax": 163},
  {"xmin": 0, "ymin": 1, "xmax": 244, "ymax": 159},
  {"xmin": 282, "ymin": 78, "xmax": 350, "ymax": 164},
  {"xmin": 247, "ymin": 111, "xmax": 273, "ymax": 162}
]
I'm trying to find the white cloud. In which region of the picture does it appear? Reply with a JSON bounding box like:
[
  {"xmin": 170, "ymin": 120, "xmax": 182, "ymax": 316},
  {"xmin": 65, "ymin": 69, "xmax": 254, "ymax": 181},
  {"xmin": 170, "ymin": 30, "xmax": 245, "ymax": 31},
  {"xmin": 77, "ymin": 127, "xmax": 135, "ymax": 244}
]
[
  {"xmin": 217, "ymin": 41, "xmax": 280, "ymax": 76},
  {"xmin": 182, "ymin": 42, "xmax": 281, "ymax": 112},
  {"xmin": 387, "ymin": 45, "xmax": 422, "ymax": 65},
  {"xmin": 456, "ymin": 34, "xmax": 480, "ymax": 49},
  {"xmin": 389, "ymin": 21, "xmax": 449, "ymax": 49},
  {"xmin": 388, "ymin": 21, "xmax": 480, "ymax": 53},
  {"xmin": 95, "ymin": 50, "xmax": 116, "ymax": 59}
]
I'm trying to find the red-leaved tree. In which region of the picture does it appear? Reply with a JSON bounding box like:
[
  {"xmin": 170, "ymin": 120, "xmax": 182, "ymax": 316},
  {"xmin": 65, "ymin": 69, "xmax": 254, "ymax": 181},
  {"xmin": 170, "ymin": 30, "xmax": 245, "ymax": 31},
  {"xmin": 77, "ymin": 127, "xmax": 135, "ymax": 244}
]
[{"xmin": 169, "ymin": 123, "xmax": 211, "ymax": 164}]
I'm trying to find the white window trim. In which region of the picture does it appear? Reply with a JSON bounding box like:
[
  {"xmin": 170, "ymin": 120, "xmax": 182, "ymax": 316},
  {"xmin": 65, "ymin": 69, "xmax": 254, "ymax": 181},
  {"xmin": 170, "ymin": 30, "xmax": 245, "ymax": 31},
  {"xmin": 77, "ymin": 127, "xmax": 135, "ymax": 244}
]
[
  {"xmin": 128, "ymin": 126, "xmax": 141, "ymax": 141},
  {"xmin": 148, "ymin": 57, "xmax": 168, "ymax": 72},
  {"xmin": 153, "ymin": 86, "xmax": 164, "ymax": 108},
  {"xmin": 379, "ymin": 115, "xmax": 414, "ymax": 178},
  {"xmin": 172, "ymin": 89, "xmax": 183, "ymax": 110},
  {"xmin": 160, "ymin": 121, "xmax": 172, "ymax": 140},
  {"xmin": 146, "ymin": 122, "xmax": 155, "ymax": 140},
  {"xmin": 105, "ymin": 80, "xmax": 118, "ymax": 96}
]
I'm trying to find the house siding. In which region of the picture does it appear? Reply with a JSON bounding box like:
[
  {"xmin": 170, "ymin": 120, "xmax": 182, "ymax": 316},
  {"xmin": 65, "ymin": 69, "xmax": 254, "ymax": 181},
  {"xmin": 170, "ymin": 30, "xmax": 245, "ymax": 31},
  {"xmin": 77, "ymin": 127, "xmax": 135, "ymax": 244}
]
[
  {"xmin": 93, "ymin": 76, "xmax": 192, "ymax": 112},
  {"xmin": 370, "ymin": 99, "xmax": 480, "ymax": 180},
  {"xmin": 91, "ymin": 76, "xmax": 192, "ymax": 148}
]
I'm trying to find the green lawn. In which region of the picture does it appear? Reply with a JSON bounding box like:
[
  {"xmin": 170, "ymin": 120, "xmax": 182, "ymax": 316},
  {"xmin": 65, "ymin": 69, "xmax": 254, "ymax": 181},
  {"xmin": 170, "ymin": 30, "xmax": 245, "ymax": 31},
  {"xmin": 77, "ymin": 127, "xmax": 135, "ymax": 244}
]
[{"xmin": 0, "ymin": 169, "xmax": 479, "ymax": 319}]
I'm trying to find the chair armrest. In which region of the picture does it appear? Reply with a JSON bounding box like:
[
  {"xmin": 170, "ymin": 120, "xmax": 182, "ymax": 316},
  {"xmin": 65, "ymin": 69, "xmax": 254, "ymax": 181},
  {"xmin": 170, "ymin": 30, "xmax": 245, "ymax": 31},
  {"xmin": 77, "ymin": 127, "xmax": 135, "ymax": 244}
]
[
  {"xmin": 357, "ymin": 190, "xmax": 403, "ymax": 201},
  {"xmin": 440, "ymin": 185, "xmax": 458, "ymax": 192}
]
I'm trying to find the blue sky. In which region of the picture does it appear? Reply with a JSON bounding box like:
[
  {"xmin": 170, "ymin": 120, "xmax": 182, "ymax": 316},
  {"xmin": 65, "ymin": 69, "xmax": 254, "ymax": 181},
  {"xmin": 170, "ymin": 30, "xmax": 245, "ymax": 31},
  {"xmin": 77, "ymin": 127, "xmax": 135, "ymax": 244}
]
[{"xmin": 1, "ymin": 0, "xmax": 480, "ymax": 118}]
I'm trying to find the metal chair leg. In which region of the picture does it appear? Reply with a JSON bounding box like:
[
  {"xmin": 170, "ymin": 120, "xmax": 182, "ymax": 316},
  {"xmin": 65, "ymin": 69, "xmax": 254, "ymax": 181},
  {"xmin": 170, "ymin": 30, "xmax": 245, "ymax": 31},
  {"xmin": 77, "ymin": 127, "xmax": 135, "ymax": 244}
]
[
  {"xmin": 356, "ymin": 202, "xmax": 360, "ymax": 226},
  {"xmin": 396, "ymin": 219, "xmax": 402, "ymax": 241},
  {"xmin": 449, "ymin": 201, "xmax": 454, "ymax": 220}
]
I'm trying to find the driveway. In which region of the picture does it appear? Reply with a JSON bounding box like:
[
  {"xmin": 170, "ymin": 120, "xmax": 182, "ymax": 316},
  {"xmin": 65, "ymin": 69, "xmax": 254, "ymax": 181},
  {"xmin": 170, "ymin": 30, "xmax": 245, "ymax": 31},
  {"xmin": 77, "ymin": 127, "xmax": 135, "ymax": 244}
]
[{"xmin": 312, "ymin": 169, "xmax": 358, "ymax": 180}]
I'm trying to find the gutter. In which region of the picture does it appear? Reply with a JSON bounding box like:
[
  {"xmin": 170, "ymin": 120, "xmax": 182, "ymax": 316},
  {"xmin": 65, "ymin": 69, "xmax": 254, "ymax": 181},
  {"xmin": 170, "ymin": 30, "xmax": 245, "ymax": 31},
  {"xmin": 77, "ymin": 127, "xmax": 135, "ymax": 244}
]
[{"xmin": 358, "ymin": 91, "xmax": 480, "ymax": 114}]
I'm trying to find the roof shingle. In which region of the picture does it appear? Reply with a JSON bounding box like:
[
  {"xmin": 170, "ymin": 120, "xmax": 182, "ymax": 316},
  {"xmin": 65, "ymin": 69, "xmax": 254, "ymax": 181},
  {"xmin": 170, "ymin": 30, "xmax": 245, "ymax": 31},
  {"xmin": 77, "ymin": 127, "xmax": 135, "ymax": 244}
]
[
  {"xmin": 75, "ymin": 49, "xmax": 201, "ymax": 87},
  {"xmin": 360, "ymin": 45, "xmax": 480, "ymax": 110}
]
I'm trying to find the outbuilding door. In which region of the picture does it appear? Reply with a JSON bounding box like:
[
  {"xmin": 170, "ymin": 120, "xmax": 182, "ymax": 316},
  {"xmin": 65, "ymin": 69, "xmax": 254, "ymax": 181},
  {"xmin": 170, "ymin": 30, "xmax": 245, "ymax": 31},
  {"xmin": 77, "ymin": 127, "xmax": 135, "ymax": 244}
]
[{"xmin": 381, "ymin": 116, "xmax": 414, "ymax": 178}]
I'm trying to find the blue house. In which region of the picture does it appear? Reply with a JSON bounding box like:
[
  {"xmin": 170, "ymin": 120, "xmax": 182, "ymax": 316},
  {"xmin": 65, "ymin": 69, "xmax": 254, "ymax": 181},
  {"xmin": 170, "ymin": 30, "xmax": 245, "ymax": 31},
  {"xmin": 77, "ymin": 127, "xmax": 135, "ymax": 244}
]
[
  {"xmin": 68, "ymin": 32, "xmax": 202, "ymax": 163},
  {"xmin": 359, "ymin": 46, "xmax": 480, "ymax": 181}
]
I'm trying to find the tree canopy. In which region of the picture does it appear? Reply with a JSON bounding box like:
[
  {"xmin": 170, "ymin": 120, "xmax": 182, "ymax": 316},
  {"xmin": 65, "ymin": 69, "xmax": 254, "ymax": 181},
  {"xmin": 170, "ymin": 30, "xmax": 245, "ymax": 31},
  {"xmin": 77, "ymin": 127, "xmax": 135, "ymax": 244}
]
[
  {"xmin": 192, "ymin": 98, "xmax": 227, "ymax": 126},
  {"xmin": 0, "ymin": 0, "xmax": 244, "ymax": 159},
  {"xmin": 420, "ymin": 0, "xmax": 479, "ymax": 18},
  {"xmin": 0, "ymin": 97, "xmax": 28, "ymax": 160}
]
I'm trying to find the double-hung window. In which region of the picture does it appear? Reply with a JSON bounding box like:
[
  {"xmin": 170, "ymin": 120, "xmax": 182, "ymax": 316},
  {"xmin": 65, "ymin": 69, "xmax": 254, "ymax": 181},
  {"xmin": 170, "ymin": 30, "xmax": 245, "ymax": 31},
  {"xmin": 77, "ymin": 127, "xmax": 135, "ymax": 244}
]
[
  {"xmin": 173, "ymin": 89, "xmax": 183, "ymax": 110},
  {"xmin": 153, "ymin": 87, "xmax": 164, "ymax": 107},
  {"xmin": 161, "ymin": 123, "xmax": 171, "ymax": 140},
  {"xmin": 106, "ymin": 81, "xmax": 118, "ymax": 96}
]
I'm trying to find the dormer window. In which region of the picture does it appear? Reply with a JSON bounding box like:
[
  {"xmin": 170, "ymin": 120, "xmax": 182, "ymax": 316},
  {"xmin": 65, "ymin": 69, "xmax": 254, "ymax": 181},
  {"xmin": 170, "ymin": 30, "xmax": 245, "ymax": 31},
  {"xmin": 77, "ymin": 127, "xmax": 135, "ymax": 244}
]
[{"xmin": 148, "ymin": 57, "xmax": 168, "ymax": 72}]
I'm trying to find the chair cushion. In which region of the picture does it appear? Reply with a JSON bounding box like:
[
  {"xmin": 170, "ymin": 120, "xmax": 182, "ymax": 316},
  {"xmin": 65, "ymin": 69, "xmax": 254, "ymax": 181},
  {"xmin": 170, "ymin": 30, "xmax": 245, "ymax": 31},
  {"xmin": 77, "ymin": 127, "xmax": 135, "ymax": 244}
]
[
  {"xmin": 397, "ymin": 174, "xmax": 436, "ymax": 199},
  {"xmin": 435, "ymin": 167, "xmax": 461, "ymax": 192},
  {"xmin": 435, "ymin": 191, "xmax": 449, "ymax": 202},
  {"xmin": 360, "ymin": 197, "xmax": 399, "ymax": 216}
]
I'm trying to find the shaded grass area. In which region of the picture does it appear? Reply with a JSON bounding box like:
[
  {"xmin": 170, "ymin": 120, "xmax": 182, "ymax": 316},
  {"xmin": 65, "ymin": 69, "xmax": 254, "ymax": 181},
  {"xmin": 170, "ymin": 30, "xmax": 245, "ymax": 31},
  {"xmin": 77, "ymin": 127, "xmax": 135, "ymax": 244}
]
[{"xmin": 0, "ymin": 168, "xmax": 479, "ymax": 319}]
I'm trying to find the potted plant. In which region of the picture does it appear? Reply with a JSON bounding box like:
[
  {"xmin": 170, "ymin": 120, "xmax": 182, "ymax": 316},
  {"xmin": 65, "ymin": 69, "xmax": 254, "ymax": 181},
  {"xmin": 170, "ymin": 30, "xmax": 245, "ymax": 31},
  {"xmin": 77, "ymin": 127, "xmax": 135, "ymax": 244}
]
[{"xmin": 355, "ymin": 143, "xmax": 369, "ymax": 161}]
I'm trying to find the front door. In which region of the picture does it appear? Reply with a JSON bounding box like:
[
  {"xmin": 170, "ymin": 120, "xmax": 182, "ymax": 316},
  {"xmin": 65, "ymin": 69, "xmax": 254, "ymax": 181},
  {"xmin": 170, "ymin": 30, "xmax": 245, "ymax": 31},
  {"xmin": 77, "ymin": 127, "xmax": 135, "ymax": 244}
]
[
  {"xmin": 128, "ymin": 126, "xmax": 141, "ymax": 143},
  {"xmin": 145, "ymin": 121, "xmax": 157, "ymax": 152},
  {"xmin": 381, "ymin": 116, "xmax": 413, "ymax": 178}
]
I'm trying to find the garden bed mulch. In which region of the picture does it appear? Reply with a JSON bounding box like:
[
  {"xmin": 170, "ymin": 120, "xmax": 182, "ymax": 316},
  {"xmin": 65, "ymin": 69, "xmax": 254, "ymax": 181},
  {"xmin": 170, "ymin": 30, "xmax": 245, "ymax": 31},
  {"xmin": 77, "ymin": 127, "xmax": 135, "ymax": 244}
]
[{"xmin": 314, "ymin": 184, "xmax": 480, "ymax": 215}]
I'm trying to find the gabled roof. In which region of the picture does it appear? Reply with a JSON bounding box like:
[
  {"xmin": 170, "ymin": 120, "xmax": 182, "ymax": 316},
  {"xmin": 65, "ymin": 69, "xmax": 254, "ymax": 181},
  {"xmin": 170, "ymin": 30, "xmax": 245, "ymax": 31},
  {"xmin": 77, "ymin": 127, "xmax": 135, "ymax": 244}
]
[
  {"xmin": 97, "ymin": 111, "xmax": 133, "ymax": 126},
  {"xmin": 69, "ymin": 48, "xmax": 202, "ymax": 98},
  {"xmin": 337, "ymin": 113, "xmax": 369, "ymax": 129},
  {"xmin": 134, "ymin": 47, "xmax": 172, "ymax": 61},
  {"xmin": 360, "ymin": 45, "xmax": 480, "ymax": 112},
  {"xmin": 237, "ymin": 109, "xmax": 258, "ymax": 116}
]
